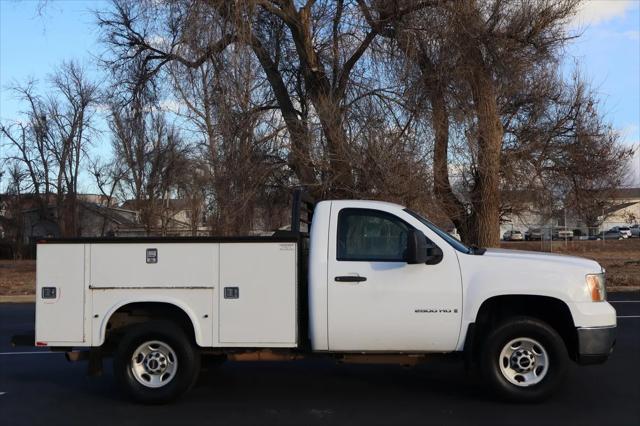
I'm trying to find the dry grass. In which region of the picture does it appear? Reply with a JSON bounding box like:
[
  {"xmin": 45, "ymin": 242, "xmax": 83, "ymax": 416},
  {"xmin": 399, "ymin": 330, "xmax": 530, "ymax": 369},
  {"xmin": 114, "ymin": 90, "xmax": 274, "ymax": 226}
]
[
  {"xmin": 501, "ymin": 239, "xmax": 640, "ymax": 289},
  {"xmin": 0, "ymin": 239, "xmax": 638, "ymax": 296},
  {"xmin": 0, "ymin": 260, "xmax": 36, "ymax": 296}
]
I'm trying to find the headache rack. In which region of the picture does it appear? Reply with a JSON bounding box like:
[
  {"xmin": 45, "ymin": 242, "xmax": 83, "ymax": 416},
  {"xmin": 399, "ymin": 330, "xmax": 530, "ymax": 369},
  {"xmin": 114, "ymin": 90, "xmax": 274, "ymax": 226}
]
[
  {"xmin": 290, "ymin": 189, "xmax": 316, "ymax": 235},
  {"xmin": 287, "ymin": 189, "xmax": 315, "ymax": 350}
]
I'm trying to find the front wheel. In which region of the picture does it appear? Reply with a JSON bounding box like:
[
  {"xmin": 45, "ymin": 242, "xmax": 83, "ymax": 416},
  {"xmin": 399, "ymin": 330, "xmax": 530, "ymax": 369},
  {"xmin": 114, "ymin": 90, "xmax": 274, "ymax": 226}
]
[
  {"xmin": 114, "ymin": 321, "xmax": 201, "ymax": 404},
  {"xmin": 480, "ymin": 317, "xmax": 568, "ymax": 402}
]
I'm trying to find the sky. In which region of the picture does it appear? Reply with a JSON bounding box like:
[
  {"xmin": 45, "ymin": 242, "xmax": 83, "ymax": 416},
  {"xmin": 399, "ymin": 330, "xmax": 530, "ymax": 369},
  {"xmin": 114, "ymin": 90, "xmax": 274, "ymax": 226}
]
[{"xmin": 1, "ymin": 0, "xmax": 639, "ymax": 190}]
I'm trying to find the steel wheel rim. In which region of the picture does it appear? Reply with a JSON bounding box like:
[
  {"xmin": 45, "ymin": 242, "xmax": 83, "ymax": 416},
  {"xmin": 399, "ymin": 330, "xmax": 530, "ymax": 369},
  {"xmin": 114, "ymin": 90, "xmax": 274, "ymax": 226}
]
[
  {"xmin": 498, "ymin": 337, "xmax": 549, "ymax": 387},
  {"xmin": 130, "ymin": 340, "xmax": 178, "ymax": 388}
]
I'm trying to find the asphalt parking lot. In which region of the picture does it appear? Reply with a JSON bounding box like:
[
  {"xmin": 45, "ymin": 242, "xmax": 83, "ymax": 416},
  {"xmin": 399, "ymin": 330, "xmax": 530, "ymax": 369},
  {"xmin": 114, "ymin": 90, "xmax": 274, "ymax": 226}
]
[{"xmin": 1, "ymin": 293, "xmax": 639, "ymax": 426}]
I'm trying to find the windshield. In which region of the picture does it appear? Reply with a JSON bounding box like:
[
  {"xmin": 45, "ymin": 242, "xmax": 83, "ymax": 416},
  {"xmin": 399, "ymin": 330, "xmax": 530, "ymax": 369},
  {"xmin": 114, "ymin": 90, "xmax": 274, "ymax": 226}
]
[{"xmin": 404, "ymin": 209, "xmax": 471, "ymax": 254}]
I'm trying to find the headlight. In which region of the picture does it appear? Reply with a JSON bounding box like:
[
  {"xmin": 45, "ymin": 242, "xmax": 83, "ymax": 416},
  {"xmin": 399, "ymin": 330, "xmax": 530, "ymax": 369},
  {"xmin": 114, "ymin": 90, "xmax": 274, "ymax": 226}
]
[{"xmin": 585, "ymin": 273, "xmax": 606, "ymax": 302}]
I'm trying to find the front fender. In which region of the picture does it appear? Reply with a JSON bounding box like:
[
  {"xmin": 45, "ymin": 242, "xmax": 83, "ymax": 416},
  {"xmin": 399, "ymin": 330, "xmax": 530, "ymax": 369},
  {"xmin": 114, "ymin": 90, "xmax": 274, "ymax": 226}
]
[{"xmin": 455, "ymin": 252, "xmax": 614, "ymax": 350}]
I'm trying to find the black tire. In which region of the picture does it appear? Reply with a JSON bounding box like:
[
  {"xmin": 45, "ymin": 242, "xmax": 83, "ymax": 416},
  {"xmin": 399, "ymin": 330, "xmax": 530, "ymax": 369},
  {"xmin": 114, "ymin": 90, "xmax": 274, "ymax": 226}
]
[
  {"xmin": 114, "ymin": 320, "xmax": 201, "ymax": 404},
  {"xmin": 480, "ymin": 317, "xmax": 568, "ymax": 402}
]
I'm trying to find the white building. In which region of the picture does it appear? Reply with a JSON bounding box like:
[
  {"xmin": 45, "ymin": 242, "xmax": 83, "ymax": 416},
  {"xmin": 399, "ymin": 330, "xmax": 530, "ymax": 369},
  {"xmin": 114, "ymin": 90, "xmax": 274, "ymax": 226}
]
[
  {"xmin": 601, "ymin": 188, "xmax": 640, "ymax": 228},
  {"xmin": 500, "ymin": 188, "xmax": 640, "ymax": 239}
]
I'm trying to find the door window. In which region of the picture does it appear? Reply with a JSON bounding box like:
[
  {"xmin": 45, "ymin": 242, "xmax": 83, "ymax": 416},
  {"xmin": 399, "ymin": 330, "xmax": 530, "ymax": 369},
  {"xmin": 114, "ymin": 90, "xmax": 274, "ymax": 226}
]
[{"xmin": 337, "ymin": 209, "xmax": 409, "ymax": 261}]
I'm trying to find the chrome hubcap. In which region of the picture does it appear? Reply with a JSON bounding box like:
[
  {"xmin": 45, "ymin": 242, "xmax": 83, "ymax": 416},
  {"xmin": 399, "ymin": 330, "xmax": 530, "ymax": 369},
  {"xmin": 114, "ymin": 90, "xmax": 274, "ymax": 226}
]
[
  {"xmin": 130, "ymin": 340, "xmax": 178, "ymax": 388},
  {"xmin": 498, "ymin": 337, "xmax": 548, "ymax": 387}
]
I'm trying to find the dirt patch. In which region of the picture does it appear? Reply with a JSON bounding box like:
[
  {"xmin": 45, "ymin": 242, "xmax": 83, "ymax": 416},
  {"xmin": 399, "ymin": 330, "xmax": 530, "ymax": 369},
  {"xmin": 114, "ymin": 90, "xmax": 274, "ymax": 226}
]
[
  {"xmin": 500, "ymin": 239, "xmax": 640, "ymax": 289},
  {"xmin": 0, "ymin": 260, "xmax": 36, "ymax": 296}
]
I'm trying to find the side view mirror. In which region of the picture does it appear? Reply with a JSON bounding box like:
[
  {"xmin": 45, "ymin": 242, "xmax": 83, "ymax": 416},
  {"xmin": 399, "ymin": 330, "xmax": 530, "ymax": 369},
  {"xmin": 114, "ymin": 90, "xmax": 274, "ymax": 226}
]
[
  {"xmin": 406, "ymin": 229, "xmax": 428, "ymax": 264},
  {"xmin": 425, "ymin": 244, "xmax": 443, "ymax": 265},
  {"xmin": 407, "ymin": 229, "xmax": 443, "ymax": 265}
]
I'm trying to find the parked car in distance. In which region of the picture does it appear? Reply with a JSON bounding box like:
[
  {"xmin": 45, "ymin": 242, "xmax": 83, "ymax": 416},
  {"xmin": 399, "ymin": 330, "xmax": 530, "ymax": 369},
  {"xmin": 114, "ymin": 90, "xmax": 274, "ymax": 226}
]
[
  {"xmin": 552, "ymin": 228, "xmax": 573, "ymax": 240},
  {"xmin": 610, "ymin": 226, "xmax": 632, "ymax": 239},
  {"xmin": 630, "ymin": 224, "xmax": 640, "ymax": 238},
  {"xmin": 502, "ymin": 230, "xmax": 524, "ymax": 241},
  {"xmin": 602, "ymin": 229, "xmax": 623, "ymax": 240},
  {"xmin": 525, "ymin": 228, "xmax": 543, "ymax": 241}
]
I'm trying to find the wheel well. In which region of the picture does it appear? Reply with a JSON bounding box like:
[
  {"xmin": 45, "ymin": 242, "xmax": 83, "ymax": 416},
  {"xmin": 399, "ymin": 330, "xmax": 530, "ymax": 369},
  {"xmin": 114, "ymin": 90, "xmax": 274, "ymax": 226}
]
[
  {"xmin": 104, "ymin": 302, "xmax": 196, "ymax": 349},
  {"xmin": 470, "ymin": 295, "xmax": 577, "ymax": 361}
]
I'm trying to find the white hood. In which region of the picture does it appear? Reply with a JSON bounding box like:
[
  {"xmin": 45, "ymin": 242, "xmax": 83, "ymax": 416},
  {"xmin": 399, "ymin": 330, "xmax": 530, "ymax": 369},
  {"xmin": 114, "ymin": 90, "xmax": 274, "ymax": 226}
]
[
  {"xmin": 457, "ymin": 247, "xmax": 606, "ymax": 305},
  {"xmin": 482, "ymin": 248, "xmax": 602, "ymax": 273}
]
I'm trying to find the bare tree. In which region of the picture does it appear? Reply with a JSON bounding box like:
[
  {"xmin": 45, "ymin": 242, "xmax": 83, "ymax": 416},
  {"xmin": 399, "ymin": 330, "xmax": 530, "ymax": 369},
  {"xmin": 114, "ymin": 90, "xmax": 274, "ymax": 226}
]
[
  {"xmin": 372, "ymin": 3, "xmax": 470, "ymax": 237},
  {"xmin": 97, "ymin": 0, "xmax": 421, "ymax": 197},
  {"xmin": 544, "ymin": 77, "xmax": 634, "ymax": 229},
  {"xmin": 495, "ymin": 67, "xmax": 635, "ymax": 232},
  {"xmin": 88, "ymin": 158, "xmax": 126, "ymax": 235},
  {"xmin": 376, "ymin": 0, "xmax": 580, "ymax": 245},
  {"xmin": 92, "ymin": 0, "xmax": 630, "ymax": 245},
  {"xmin": 1, "ymin": 80, "xmax": 54, "ymax": 221},
  {"xmin": 109, "ymin": 96, "xmax": 188, "ymax": 235},
  {"xmin": 0, "ymin": 165, "xmax": 28, "ymax": 258},
  {"xmin": 1, "ymin": 62, "xmax": 99, "ymax": 238},
  {"xmin": 174, "ymin": 159, "xmax": 208, "ymax": 236},
  {"xmin": 47, "ymin": 61, "xmax": 100, "ymax": 236},
  {"xmin": 168, "ymin": 40, "xmax": 288, "ymax": 235}
]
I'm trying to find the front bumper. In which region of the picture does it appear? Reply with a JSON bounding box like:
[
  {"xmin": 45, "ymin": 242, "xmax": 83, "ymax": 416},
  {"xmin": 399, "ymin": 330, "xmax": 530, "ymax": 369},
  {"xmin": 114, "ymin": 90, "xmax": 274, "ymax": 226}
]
[{"xmin": 576, "ymin": 325, "xmax": 616, "ymax": 364}]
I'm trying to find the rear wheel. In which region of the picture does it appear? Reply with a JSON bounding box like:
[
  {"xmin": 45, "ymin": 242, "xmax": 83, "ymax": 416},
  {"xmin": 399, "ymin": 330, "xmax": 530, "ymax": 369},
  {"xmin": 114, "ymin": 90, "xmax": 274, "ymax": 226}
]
[
  {"xmin": 114, "ymin": 321, "xmax": 200, "ymax": 404},
  {"xmin": 480, "ymin": 317, "xmax": 568, "ymax": 402}
]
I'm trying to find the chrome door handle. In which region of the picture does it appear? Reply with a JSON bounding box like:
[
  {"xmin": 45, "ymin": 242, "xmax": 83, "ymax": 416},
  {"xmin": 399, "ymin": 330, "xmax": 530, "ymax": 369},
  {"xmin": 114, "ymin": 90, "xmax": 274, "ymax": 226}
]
[{"xmin": 334, "ymin": 276, "xmax": 367, "ymax": 282}]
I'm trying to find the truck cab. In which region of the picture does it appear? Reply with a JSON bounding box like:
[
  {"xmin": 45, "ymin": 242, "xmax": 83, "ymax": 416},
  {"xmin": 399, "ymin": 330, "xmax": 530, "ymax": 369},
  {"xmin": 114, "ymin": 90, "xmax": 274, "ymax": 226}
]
[{"xmin": 308, "ymin": 200, "xmax": 463, "ymax": 352}]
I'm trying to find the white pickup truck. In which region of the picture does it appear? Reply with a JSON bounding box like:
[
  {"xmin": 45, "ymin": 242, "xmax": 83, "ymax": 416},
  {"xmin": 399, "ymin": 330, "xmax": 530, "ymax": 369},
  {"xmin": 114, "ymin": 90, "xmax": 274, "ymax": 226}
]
[{"xmin": 16, "ymin": 192, "xmax": 616, "ymax": 403}]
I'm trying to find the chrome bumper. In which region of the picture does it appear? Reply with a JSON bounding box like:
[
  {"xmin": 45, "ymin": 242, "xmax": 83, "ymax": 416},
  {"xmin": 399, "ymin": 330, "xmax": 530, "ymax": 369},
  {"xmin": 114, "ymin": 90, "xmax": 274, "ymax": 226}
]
[{"xmin": 576, "ymin": 325, "xmax": 616, "ymax": 365}]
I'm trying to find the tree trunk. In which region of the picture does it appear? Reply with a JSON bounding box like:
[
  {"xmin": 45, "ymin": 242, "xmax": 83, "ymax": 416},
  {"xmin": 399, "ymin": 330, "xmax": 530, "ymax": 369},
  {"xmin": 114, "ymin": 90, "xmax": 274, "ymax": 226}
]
[
  {"xmin": 266, "ymin": 3, "xmax": 355, "ymax": 197},
  {"xmin": 249, "ymin": 37, "xmax": 318, "ymax": 192},
  {"xmin": 469, "ymin": 65, "xmax": 503, "ymax": 247},
  {"xmin": 311, "ymin": 90, "xmax": 354, "ymax": 197},
  {"xmin": 429, "ymin": 79, "xmax": 470, "ymax": 241}
]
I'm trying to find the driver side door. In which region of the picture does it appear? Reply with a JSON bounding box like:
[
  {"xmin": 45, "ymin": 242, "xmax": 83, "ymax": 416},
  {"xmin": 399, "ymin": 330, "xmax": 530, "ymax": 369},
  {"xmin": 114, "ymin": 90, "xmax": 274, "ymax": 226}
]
[{"xmin": 327, "ymin": 206, "xmax": 462, "ymax": 352}]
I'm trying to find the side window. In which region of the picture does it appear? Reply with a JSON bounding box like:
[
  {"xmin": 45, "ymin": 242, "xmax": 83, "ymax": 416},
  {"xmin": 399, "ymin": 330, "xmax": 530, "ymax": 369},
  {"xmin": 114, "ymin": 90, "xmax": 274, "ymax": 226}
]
[{"xmin": 337, "ymin": 209, "xmax": 410, "ymax": 262}]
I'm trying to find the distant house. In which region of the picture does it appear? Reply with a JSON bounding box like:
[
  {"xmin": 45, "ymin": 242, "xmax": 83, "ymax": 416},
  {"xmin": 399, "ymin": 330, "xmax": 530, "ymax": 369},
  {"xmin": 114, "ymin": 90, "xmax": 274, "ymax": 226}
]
[
  {"xmin": 0, "ymin": 193, "xmax": 213, "ymax": 240},
  {"xmin": 0, "ymin": 193, "xmax": 141, "ymax": 257},
  {"xmin": 119, "ymin": 198, "xmax": 209, "ymax": 236},
  {"xmin": 19, "ymin": 201, "xmax": 139, "ymax": 242}
]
